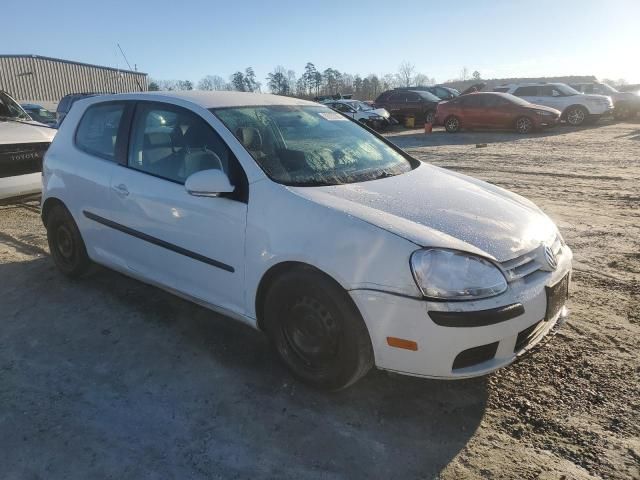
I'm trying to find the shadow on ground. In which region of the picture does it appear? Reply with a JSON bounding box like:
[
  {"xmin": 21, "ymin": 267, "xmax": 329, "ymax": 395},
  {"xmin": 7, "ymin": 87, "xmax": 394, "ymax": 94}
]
[{"xmin": 0, "ymin": 256, "xmax": 488, "ymax": 479}]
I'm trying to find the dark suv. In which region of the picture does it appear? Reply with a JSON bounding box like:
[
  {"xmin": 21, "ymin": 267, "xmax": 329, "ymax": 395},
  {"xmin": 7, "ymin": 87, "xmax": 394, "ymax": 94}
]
[
  {"xmin": 56, "ymin": 93, "xmax": 107, "ymax": 126},
  {"xmin": 393, "ymin": 86, "xmax": 459, "ymax": 100},
  {"xmin": 374, "ymin": 90, "xmax": 441, "ymax": 124}
]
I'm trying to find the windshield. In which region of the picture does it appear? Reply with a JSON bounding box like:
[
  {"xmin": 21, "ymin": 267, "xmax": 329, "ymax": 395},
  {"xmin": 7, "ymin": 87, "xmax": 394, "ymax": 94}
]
[
  {"xmin": 26, "ymin": 107, "xmax": 55, "ymax": 120},
  {"xmin": 213, "ymin": 105, "xmax": 416, "ymax": 186},
  {"xmin": 416, "ymin": 91, "xmax": 441, "ymax": 102},
  {"xmin": 0, "ymin": 92, "xmax": 31, "ymax": 120},
  {"xmin": 599, "ymin": 83, "xmax": 618, "ymax": 94},
  {"xmin": 556, "ymin": 84, "xmax": 580, "ymax": 96}
]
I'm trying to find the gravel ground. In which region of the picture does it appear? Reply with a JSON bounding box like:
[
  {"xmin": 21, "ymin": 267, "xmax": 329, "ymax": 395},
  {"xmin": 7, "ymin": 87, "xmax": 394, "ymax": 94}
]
[{"xmin": 0, "ymin": 121, "xmax": 638, "ymax": 479}]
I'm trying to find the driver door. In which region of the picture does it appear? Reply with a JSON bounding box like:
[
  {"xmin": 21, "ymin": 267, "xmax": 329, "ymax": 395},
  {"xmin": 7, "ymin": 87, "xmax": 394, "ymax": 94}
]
[{"xmin": 108, "ymin": 101, "xmax": 248, "ymax": 315}]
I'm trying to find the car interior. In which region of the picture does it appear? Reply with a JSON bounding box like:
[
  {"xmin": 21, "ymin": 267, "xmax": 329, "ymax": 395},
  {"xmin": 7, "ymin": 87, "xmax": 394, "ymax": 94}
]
[{"xmin": 129, "ymin": 109, "xmax": 229, "ymax": 183}]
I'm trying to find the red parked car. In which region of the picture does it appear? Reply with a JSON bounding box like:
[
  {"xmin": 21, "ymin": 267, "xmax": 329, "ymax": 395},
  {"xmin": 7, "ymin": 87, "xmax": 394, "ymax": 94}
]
[{"xmin": 435, "ymin": 92, "xmax": 561, "ymax": 134}]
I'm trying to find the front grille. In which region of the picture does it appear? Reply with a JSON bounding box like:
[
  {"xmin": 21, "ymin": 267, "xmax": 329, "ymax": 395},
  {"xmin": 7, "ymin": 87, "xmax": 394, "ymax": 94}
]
[
  {"xmin": 0, "ymin": 141, "xmax": 50, "ymax": 178},
  {"xmin": 500, "ymin": 235, "xmax": 563, "ymax": 281},
  {"xmin": 514, "ymin": 320, "xmax": 545, "ymax": 352},
  {"xmin": 453, "ymin": 342, "xmax": 499, "ymax": 370}
]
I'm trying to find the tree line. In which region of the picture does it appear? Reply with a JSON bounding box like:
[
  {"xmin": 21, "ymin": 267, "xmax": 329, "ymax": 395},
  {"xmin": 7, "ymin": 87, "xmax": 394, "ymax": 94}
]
[{"xmin": 149, "ymin": 61, "xmax": 447, "ymax": 101}]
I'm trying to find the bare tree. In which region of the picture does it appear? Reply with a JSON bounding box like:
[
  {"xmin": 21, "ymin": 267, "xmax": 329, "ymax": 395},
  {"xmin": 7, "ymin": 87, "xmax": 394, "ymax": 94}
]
[
  {"xmin": 413, "ymin": 73, "xmax": 434, "ymax": 86},
  {"xmin": 472, "ymin": 70, "xmax": 482, "ymax": 81},
  {"xmin": 397, "ymin": 61, "xmax": 416, "ymax": 87},
  {"xmin": 460, "ymin": 66, "xmax": 469, "ymax": 81},
  {"xmin": 198, "ymin": 75, "xmax": 228, "ymax": 91}
]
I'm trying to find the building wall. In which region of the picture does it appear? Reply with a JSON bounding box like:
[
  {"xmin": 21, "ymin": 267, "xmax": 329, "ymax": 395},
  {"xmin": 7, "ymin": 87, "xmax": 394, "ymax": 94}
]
[{"xmin": 0, "ymin": 55, "xmax": 147, "ymax": 105}]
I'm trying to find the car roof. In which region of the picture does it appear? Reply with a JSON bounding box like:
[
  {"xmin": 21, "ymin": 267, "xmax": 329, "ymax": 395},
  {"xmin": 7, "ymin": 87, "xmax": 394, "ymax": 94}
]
[
  {"xmin": 501, "ymin": 82, "xmax": 567, "ymax": 88},
  {"xmin": 100, "ymin": 91, "xmax": 318, "ymax": 108}
]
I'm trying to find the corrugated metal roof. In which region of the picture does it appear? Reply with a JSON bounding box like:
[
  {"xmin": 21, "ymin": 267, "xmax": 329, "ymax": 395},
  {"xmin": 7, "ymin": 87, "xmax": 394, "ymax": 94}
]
[
  {"xmin": 0, "ymin": 55, "xmax": 148, "ymax": 103},
  {"xmin": 0, "ymin": 54, "xmax": 146, "ymax": 75}
]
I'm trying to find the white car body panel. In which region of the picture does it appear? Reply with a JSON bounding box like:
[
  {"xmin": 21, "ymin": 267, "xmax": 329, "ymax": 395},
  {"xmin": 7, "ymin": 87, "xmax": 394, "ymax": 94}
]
[
  {"xmin": 0, "ymin": 121, "xmax": 56, "ymax": 200},
  {"xmin": 42, "ymin": 91, "xmax": 572, "ymax": 379}
]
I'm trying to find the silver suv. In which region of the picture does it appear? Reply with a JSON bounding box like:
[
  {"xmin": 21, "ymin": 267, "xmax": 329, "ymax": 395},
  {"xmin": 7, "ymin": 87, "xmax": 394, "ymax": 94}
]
[
  {"xmin": 494, "ymin": 83, "xmax": 613, "ymax": 126},
  {"xmin": 570, "ymin": 82, "xmax": 639, "ymax": 119}
]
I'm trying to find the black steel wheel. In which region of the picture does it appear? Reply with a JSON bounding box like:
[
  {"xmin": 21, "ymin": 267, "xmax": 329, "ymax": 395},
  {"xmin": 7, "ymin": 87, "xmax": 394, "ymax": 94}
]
[
  {"xmin": 46, "ymin": 205, "xmax": 90, "ymax": 277},
  {"xmin": 263, "ymin": 268, "xmax": 373, "ymax": 390}
]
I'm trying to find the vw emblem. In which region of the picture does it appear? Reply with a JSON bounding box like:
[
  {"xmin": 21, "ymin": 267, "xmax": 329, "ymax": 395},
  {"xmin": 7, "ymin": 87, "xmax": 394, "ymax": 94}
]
[{"xmin": 544, "ymin": 245, "xmax": 558, "ymax": 270}]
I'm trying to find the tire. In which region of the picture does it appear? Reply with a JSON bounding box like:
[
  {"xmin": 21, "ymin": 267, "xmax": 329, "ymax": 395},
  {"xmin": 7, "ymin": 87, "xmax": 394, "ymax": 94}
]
[
  {"xmin": 565, "ymin": 105, "xmax": 588, "ymax": 126},
  {"xmin": 424, "ymin": 110, "xmax": 435, "ymax": 124},
  {"xmin": 46, "ymin": 205, "xmax": 91, "ymax": 278},
  {"xmin": 263, "ymin": 268, "xmax": 374, "ymax": 390},
  {"xmin": 444, "ymin": 115, "xmax": 460, "ymax": 133},
  {"xmin": 614, "ymin": 103, "xmax": 631, "ymax": 120},
  {"xmin": 515, "ymin": 116, "xmax": 534, "ymax": 134}
]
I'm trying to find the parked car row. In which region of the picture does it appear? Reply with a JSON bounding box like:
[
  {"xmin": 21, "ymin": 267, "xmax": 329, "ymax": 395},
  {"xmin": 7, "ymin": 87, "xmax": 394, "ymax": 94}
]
[{"xmin": 322, "ymin": 79, "xmax": 635, "ymax": 132}]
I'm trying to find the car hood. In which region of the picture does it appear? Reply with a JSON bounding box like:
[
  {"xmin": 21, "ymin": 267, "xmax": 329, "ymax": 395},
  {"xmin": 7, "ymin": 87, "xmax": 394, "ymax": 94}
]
[
  {"xmin": 366, "ymin": 108, "xmax": 390, "ymax": 118},
  {"xmin": 289, "ymin": 163, "xmax": 557, "ymax": 262},
  {"xmin": 0, "ymin": 120, "xmax": 56, "ymax": 145},
  {"xmin": 582, "ymin": 94, "xmax": 611, "ymax": 102}
]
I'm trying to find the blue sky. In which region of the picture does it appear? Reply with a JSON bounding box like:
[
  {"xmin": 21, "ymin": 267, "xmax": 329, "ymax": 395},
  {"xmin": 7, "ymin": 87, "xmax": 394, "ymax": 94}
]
[{"xmin": 3, "ymin": 0, "xmax": 640, "ymax": 84}]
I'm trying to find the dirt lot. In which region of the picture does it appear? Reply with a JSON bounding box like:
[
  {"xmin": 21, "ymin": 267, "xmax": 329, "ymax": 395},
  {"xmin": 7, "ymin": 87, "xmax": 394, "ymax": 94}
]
[{"xmin": 1, "ymin": 121, "xmax": 638, "ymax": 479}]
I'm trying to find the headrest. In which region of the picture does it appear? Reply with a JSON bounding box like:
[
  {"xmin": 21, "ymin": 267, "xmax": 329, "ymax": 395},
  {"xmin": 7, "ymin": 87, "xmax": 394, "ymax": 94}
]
[
  {"xmin": 144, "ymin": 132, "xmax": 171, "ymax": 147},
  {"xmin": 182, "ymin": 122, "xmax": 212, "ymax": 148},
  {"xmin": 236, "ymin": 127, "xmax": 262, "ymax": 150}
]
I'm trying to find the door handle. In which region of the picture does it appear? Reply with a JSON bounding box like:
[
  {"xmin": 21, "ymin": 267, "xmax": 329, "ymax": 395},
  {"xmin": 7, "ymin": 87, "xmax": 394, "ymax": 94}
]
[{"xmin": 112, "ymin": 184, "xmax": 129, "ymax": 197}]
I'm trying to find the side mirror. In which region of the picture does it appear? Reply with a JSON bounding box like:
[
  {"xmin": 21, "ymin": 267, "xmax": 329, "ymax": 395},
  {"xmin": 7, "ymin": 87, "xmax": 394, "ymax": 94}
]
[{"xmin": 185, "ymin": 169, "xmax": 235, "ymax": 197}]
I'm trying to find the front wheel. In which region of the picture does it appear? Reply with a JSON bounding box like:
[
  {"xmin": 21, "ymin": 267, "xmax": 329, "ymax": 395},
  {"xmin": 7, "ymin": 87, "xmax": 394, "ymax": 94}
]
[
  {"xmin": 444, "ymin": 116, "xmax": 460, "ymax": 133},
  {"xmin": 565, "ymin": 106, "xmax": 588, "ymax": 126},
  {"xmin": 515, "ymin": 116, "xmax": 534, "ymax": 134},
  {"xmin": 614, "ymin": 103, "xmax": 631, "ymax": 120},
  {"xmin": 46, "ymin": 205, "xmax": 91, "ymax": 278},
  {"xmin": 263, "ymin": 268, "xmax": 374, "ymax": 390}
]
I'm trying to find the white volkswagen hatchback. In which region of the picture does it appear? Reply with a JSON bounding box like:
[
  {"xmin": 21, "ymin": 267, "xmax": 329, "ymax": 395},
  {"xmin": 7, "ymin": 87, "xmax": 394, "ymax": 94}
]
[{"xmin": 42, "ymin": 91, "xmax": 572, "ymax": 390}]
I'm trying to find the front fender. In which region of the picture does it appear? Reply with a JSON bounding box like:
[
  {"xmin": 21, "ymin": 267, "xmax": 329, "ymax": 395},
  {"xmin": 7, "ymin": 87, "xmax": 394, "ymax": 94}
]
[{"xmin": 244, "ymin": 180, "xmax": 422, "ymax": 319}]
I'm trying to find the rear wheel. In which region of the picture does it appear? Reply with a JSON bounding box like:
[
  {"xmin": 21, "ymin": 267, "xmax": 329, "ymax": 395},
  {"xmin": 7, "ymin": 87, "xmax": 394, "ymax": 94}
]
[
  {"xmin": 565, "ymin": 106, "xmax": 588, "ymax": 126},
  {"xmin": 263, "ymin": 268, "xmax": 373, "ymax": 390},
  {"xmin": 515, "ymin": 116, "xmax": 534, "ymax": 134},
  {"xmin": 46, "ymin": 205, "xmax": 90, "ymax": 278},
  {"xmin": 444, "ymin": 116, "xmax": 460, "ymax": 133},
  {"xmin": 424, "ymin": 110, "xmax": 435, "ymax": 124}
]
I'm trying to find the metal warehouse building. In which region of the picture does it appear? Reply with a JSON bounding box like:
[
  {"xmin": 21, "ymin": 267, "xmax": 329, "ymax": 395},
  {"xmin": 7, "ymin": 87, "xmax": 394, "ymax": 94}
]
[{"xmin": 0, "ymin": 54, "xmax": 147, "ymax": 106}]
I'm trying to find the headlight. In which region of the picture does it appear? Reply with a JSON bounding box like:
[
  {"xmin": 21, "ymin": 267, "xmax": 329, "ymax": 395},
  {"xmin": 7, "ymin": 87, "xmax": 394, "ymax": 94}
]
[
  {"xmin": 535, "ymin": 110, "xmax": 553, "ymax": 116},
  {"xmin": 410, "ymin": 249, "xmax": 507, "ymax": 300}
]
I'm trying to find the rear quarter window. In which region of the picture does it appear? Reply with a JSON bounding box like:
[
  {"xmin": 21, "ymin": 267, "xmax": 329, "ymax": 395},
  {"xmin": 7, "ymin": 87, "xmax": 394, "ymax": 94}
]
[
  {"xmin": 75, "ymin": 103, "xmax": 125, "ymax": 161},
  {"xmin": 513, "ymin": 86, "xmax": 539, "ymax": 96}
]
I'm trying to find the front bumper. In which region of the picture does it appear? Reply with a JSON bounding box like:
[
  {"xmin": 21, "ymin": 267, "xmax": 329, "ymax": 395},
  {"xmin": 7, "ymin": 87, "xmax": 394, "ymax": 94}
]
[
  {"xmin": 534, "ymin": 114, "xmax": 560, "ymax": 128},
  {"xmin": 350, "ymin": 246, "xmax": 572, "ymax": 379}
]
